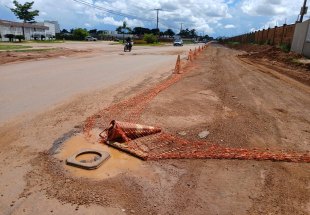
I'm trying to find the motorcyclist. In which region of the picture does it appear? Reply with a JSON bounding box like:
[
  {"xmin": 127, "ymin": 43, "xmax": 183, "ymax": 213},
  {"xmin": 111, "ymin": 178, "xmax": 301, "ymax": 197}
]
[{"xmin": 125, "ymin": 37, "xmax": 132, "ymax": 49}]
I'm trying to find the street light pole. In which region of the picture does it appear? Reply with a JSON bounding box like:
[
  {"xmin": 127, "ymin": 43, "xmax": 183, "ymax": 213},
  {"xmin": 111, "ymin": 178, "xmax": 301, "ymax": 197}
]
[
  {"xmin": 154, "ymin": 9, "xmax": 162, "ymax": 30},
  {"xmin": 299, "ymin": 0, "xmax": 308, "ymax": 22}
]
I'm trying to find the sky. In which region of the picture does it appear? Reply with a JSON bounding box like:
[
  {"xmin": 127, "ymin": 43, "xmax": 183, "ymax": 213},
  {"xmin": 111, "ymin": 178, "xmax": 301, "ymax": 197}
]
[{"xmin": 0, "ymin": 0, "xmax": 306, "ymax": 37}]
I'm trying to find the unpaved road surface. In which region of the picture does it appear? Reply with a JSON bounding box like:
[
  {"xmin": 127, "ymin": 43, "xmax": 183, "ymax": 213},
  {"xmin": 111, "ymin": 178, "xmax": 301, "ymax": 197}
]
[
  {"xmin": 0, "ymin": 43, "xmax": 309, "ymax": 215},
  {"xmin": 0, "ymin": 42, "xmax": 198, "ymax": 124}
]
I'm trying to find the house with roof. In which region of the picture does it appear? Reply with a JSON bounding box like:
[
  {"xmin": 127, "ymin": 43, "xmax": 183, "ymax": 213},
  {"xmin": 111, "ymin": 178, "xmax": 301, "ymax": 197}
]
[{"xmin": 0, "ymin": 19, "xmax": 59, "ymax": 41}]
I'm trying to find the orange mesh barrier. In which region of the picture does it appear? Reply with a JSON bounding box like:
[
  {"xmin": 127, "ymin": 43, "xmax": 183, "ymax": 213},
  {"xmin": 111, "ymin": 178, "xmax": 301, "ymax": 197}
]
[{"xmin": 83, "ymin": 44, "xmax": 309, "ymax": 163}]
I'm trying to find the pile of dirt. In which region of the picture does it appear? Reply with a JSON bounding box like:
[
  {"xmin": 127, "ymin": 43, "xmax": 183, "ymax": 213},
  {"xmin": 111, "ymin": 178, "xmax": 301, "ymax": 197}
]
[
  {"xmin": 226, "ymin": 43, "xmax": 310, "ymax": 85},
  {"xmin": 228, "ymin": 43, "xmax": 306, "ymax": 67},
  {"xmin": 0, "ymin": 48, "xmax": 90, "ymax": 65},
  {"xmin": 227, "ymin": 43, "xmax": 272, "ymax": 53}
]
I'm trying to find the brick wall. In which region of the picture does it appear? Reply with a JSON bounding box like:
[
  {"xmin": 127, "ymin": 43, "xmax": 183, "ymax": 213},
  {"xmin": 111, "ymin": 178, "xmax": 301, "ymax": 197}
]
[{"xmin": 225, "ymin": 24, "xmax": 296, "ymax": 46}]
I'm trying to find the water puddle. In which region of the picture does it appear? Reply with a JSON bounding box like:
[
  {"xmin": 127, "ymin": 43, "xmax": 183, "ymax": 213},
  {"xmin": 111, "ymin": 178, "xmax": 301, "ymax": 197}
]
[{"xmin": 55, "ymin": 129, "xmax": 156, "ymax": 180}]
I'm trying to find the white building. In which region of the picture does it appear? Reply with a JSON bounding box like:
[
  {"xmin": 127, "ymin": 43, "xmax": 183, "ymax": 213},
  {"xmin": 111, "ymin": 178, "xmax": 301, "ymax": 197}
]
[
  {"xmin": 36, "ymin": 21, "xmax": 60, "ymax": 38},
  {"xmin": 44, "ymin": 20, "xmax": 60, "ymax": 33},
  {"xmin": 0, "ymin": 19, "xmax": 53, "ymax": 41},
  {"xmin": 36, "ymin": 21, "xmax": 57, "ymax": 38}
]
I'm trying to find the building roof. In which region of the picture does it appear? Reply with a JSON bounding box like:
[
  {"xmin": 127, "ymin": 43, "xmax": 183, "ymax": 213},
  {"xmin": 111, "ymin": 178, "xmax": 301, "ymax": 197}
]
[{"xmin": 0, "ymin": 19, "xmax": 49, "ymax": 30}]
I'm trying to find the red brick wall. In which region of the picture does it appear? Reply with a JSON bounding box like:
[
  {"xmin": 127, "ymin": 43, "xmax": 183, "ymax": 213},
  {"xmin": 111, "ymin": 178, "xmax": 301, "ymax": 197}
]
[{"xmin": 226, "ymin": 24, "xmax": 295, "ymax": 46}]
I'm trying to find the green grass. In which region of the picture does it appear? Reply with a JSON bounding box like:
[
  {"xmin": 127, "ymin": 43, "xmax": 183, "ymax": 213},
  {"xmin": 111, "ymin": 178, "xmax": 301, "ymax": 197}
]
[
  {"xmin": 227, "ymin": 41, "xmax": 240, "ymax": 45},
  {"xmin": 0, "ymin": 44, "xmax": 32, "ymax": 50},
  {"xmin": 279, "ymin": 44, "xmax": 290, "ymax": 53}
]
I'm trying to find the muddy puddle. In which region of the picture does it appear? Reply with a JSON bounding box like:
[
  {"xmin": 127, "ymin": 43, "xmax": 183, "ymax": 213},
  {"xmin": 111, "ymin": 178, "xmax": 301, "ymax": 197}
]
[{"xmin": 55, "ymin": 128, "xmax": 156, "ymax": 180}]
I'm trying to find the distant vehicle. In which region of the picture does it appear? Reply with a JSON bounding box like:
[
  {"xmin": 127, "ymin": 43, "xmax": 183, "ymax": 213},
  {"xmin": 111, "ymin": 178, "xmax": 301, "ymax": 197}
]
[
  {"xmin": 173, "ymin": 39, "xmax": 183, "ymax": 46},
  {"xmin": 85, "ymin": 36, "xmax": 97, "ymax": 41}
]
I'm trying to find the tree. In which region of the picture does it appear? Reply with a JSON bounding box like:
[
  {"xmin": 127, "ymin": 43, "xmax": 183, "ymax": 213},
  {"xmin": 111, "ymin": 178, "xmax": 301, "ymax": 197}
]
[
  {"xmin": 151, "ymin": 28, "xmax": 160, "ymax": 35},
  {"xmin": 116, "ymin": 21, "xmax": 132, "ymax": 42},
  {"xmin": 15, "ymin": 35, "xmax": 25, "ymax": 42},
  {"xmin": 189, "ymin": 29, "xmax": 197, "ymax": 38},
  {"xmin": 89, "ymin": 29, "xmax": 98, "ymax": 35},
  {"xmin": 72, "ymin": 28, "xmax": 89, "ymax": 40},
  {"xmin": 143, "ymin": 34, "xmax": 157, "ymax": 44},
  {"xmin": 5, "ymin": 34, "xmax": 15, "ymax": 42},
  {"xmin": 164, "ymin": 29, "xmax": 175, "ymax": 37},
  {"xmin": 179, "ymin": 28, "xmax": 190, "ymax": 38},
  {"xmin": 10, "ymin": 1, "xmax": 39, "ymax": 23},
  {"xmin": 61, "ymin": 29, "xmax": 69, "ymax": 34},
  {"xmin": 132, "ymin": 27, "xmax": 151, "ymax": 37},
  {"xmin": 10, "ymin": 0, "xmax": 39, "ymax": 37}
]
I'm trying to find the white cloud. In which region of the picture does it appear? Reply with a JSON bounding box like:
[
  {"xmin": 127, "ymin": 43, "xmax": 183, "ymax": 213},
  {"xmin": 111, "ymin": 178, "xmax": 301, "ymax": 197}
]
[
  {"xmin": 0, "ymin": 0, "xmax": 232, "ymax": 34},
  {"xmin": 239, "ymin": 0, "xmax": 304, "ymax": 33},
  {"xmin": 241, "ymin": 0, "xmax": 303, "ymax": 17},
  {"xmin": 224, "ymin": 24, "xmax": 235, "ymax": 29},
  {"xmin": 2, "ymin": 0, "xmax": 303, "ymax": 37}
]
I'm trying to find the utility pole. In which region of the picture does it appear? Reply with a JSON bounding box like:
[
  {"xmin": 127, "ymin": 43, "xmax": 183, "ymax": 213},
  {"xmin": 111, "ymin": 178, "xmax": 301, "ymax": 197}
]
[
  {"xmin": 299, "ymin": 0, "xmax": 308, "ymax": 22},
  {"xmin": 180, "ymin": 23, "xmax": 183, "ymax": 32},
  {"xmin": 154, "ymin": 9, "xmax": 162, "ymax": 30}
]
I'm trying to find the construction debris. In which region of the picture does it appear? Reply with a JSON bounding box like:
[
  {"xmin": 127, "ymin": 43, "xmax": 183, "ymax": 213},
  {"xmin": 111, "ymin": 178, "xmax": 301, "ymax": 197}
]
[
  {"xmin": 198, "ymin": 130, "xmax": 210, "ymax": 139},
  {"xmin": 66, "ymin": 149, "xmax": 110, "ymax": 170},
  {"xmin": 99, "ymin": 120, "xmax": 161, "ymax": 143},
  {"xmin": 83, "ymin": 43, "xmax": 310, "ymax": 163}
]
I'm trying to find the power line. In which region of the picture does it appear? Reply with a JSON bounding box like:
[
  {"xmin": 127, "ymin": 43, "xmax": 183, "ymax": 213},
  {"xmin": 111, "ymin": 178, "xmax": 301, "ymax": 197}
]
[{"xmin": 72, "ymin": 0, "xmax": 154, "ymax": 22}]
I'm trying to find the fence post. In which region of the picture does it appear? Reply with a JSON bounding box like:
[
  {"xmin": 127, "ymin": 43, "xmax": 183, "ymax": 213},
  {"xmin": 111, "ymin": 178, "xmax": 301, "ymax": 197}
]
[
  {"xmin": 273, "ymin": 26, "xmax": 277, "ymax": 45},
  {"xmin": 280, "ymin": 24, "xmax": 286, "ymax": 45},
  {"xmin": 267, "ymin": 28, "xmax": 270, "ymax": 44}
]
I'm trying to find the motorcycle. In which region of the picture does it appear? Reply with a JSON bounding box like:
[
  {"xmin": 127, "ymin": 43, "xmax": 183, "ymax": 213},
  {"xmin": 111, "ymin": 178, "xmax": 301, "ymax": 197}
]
[{"xmin": 124, "ymin": 42, "xmax": 133, "ymax": 52}]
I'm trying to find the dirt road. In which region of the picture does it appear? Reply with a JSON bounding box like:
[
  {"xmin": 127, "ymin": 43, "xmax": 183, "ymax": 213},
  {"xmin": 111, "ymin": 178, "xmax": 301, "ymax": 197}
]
[
  {"xmin": 0, "ymin": 44, "xmax": 309, "ymax": 215},
  {"xmin": 0, "ymin": 42, "xmax": 198, "ymax": 124}
]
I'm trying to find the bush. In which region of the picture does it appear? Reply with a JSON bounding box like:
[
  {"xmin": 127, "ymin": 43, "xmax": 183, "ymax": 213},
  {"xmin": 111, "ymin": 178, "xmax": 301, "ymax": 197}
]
[
  {"xmin": 227, "ymin": 41, "xmax": 240, "ymax": 46},
  {"xmin": 279, "ymin": 44, "xmax": 291, "ymax": 53},
  {"xmin": 72, "ymin": 28, "xmax": 89, "ymax": 40},
  {"xmin": 133, "ymin": 39, "xmax": 147, "ymax": 44},
  {"xmin": 143, "ymin": 33, "xmax": 157, "ymax": 44},
  {"xmin": 5, "ymin": 34, "xmax": 15, "ymax": 42},
  {"xmin": 158, "ymin": 37, "xmax": 173, "ymax": 43},
  {"xmin": 15, "ymin": 35, "xmax": 25, "ymax": 42}
]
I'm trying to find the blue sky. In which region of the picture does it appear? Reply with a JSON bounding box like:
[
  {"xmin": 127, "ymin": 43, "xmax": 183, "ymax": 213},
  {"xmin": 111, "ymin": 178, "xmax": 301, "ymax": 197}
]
[{"xmin": 0, "ymin": 0, "xmax": 306, "ymax": 37}]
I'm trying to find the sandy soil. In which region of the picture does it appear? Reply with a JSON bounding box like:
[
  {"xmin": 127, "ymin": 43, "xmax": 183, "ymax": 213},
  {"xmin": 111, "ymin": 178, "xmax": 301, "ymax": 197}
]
[
  {"xmin": 226, "ymin": 43, "xmax": 310, "ymax": 85},
  {"xmin": 0, "ymin": 42, "xmax": 199, "ymax": 124},
  {"xmin": 0, "ymin": 44, "xmax": 309, "ymax": 215}
]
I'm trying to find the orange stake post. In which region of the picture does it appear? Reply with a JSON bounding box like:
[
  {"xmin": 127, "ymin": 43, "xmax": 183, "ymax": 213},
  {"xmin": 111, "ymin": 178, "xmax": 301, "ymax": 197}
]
[{"xmin": 174, "ymin": 54, "xmax": 181, "ymax": 74}]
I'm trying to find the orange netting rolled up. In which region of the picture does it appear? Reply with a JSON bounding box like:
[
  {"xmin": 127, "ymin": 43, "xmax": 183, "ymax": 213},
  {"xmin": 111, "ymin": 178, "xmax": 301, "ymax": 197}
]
[{"xmin": 100, "ymin": 120, "xmax": 161, "ymax": 143}]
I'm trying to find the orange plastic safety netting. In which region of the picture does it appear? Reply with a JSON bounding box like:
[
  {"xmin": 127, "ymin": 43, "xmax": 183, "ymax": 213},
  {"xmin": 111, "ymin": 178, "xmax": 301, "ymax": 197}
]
[{"xmin": 83, "ymin": 44, "xmax": 310, "ymax": 163}]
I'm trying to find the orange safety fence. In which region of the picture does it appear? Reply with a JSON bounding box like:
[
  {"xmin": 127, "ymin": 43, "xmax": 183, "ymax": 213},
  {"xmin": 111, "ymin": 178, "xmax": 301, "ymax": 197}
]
[
  {"xmin": 82, "ymin": 43, "xmax": 309, "ymax": 163},
  {"xmin": 99, "ymin": 120, "xmax": 161, "ymax": 143}
]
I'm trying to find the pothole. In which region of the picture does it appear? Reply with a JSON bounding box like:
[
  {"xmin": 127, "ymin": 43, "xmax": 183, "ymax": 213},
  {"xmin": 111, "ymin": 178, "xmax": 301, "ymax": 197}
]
[{"xmin": 54, "ymin": 129, "xmax": 157, "ymax": 180}]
